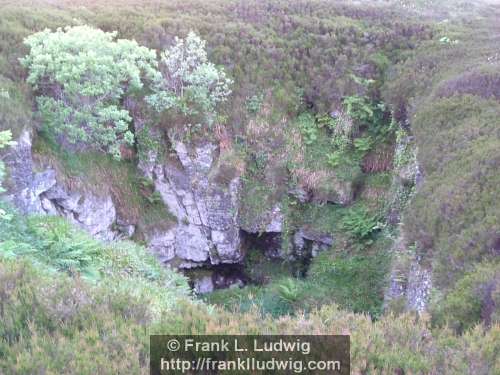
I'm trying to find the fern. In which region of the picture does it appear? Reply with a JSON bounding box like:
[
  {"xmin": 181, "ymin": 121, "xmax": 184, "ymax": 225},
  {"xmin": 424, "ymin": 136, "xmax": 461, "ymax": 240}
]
[
  {"xmin": 277, "ymin": 278, "xmax": 300, "ymax": 303},
  {"xmin": 341, "ymin": 206, "xmax": 381, "ymax": 241}
]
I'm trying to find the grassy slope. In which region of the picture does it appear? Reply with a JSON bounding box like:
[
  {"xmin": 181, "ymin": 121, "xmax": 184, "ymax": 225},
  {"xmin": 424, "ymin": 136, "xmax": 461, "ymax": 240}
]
[{"xmin": 382, "ymin": 0, "xmax": 500, "ymax": 331}]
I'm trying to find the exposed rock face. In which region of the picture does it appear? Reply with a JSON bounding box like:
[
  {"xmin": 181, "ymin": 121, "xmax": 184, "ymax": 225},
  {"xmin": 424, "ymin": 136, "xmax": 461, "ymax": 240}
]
[
  {"xmin": 406, "ymin": 257, "xmax": 432, "ymax": 312},
  {"xmin": 384, "ymin": 130, "xmax": 431, "ymax": 313},
  {"xmin": 40, "ymin": 184, "xmax": 119, "ymax": 241},
  {"xmin": 6, "ymin": 130, "xmax": 243, "ymax": 268},
  {"xmin": 239, "ymin": 203, "xmax": 284, "ymax": 234},
  {"xmin": 140, "ymin": 136, "xmax": 243, "ymax": 268},
  {"xmin": 5, "ymin": 130, "xmax": 126, "ymax": 241},
  {"xmin": 193, "ymin": 275, "xmax": 215, "ymax": 294},
  {"xmin": 384, "ymin": 235, "xmax": 432, "ymax": 314},
  {"xmin": 293, "ymin": 228, "xmax": 334, "ymax": 258},
  {"xmin": 5, "ymin": 130, "xmax": 49, "ymax": 214},
  {"xmin": 189, "ymin": 266, "xmax": 246, "ymax": 294}
]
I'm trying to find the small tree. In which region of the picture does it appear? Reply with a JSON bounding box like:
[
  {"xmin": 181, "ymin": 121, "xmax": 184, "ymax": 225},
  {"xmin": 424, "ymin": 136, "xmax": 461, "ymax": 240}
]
[
  {"xmin": 21, "ymin": 26, "xmax": 158, "ymax": 159},
  {"xmin": 146, "ymin": 31, "xmax": 232, "ymax": 124}
]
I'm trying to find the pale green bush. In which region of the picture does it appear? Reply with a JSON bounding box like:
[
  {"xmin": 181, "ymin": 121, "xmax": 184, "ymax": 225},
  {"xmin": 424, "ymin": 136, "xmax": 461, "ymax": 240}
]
[
  {"xmin": 147, "ymin": 31, "xmax": 232, "ymax": 124},
  {"xmin": 21, "ymin": 26, "xmax": 158, "ymax": 159}
]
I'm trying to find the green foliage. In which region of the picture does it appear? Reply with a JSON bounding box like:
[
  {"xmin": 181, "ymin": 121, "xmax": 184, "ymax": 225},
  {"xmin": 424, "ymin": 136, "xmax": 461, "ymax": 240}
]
[
  {"xmin": 147, "ymin": 31, "xmax": 232, "ymax": 125},
  {"xmin": 353, "ymin": 136, "xmax": 373, "ymax": 158},
  {"xmin": 341, "ymin": 206, "xmax": 381, "ymax": 242},
  {"xmin": 245, "ymin": 93, "xmax": 264, "ymax": 114},
  {"xmin": 393, "ymin": 127, "xmax": 415, "ymax": 169},
  {"xmin": 21, "ymin": 25, "xmax": 158, "ymax": 159},
  {"xmin": 0, "ymin": 205, "xmax": 189, "ymax": 300},
  {"xmin": 353, "ymin": 136, "xmax": 373, "ymax": 152},
  {"xmin": 208, "ymin": 243, "xmax": 391, "ymax": 319},
  {"xmin": 0, "ymin": 1, "xmax": 499, "ymax": 372},
  {"xmin": 307, "ymin": 251, "xmax": 390, "ymax": 317},
  {"xmin": 1, "ymin": 255, "xmax": 498, "ymax": 374},
  {"xmin": 403, "ymin": 95, "xmax": 500, "ymax": 293},
  {"xmin": 315, "ymin": 113, "xmax": 337, "ymax": 130},
  {"xmin": 135, "ymin": 126, "xmax": 161, "ymax": 159},
  {"xmin": 431, "ymin": 261, "xmax": 499, "ymax": 333},
  {"xmin": 344, "ymin": 95, "xmax": 374, "ymax": 124},
  {"xmin": 381, "ymin": 4, "xmax": 500, "ymax": 330},
  {"xmin": 1, "ymin": 215, "xmax": 101, "ymax": 279},
  {"xmin": 294, "ymin": 95, "xmax": 391, "ymax": 183},
  {"xmin": 296, "ymin": 112, "xmax": 318, "ymax": 145},
  {"xmin": 33, "ymin": 134, "xmax": 176, "ymax": 234},
  {"xmin": 277, "ymin": 277, "xmax": 301, "ymax": 303}
]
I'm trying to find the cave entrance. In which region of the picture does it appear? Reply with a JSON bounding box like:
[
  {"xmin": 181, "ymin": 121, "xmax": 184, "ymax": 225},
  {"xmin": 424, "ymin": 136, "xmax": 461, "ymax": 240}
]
[
  {"xmin": 240, "ymin": 229, "xmax": 312, "ymax": 281},
  {"xmin": 241, "ymin": 230, "xmax": 283, "ymax": 259},
  {"xmin": 186, "ymin": 230, "xmax": 316, "ymax": 294},
  {"xmin": 184, "ymin": 263, "xmax": 249, "ymax": 294}
]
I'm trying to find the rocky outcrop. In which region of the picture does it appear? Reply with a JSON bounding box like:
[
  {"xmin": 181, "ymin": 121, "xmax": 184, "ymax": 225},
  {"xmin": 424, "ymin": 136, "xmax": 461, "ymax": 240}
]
[
  {"xmin": 384, "ymin": 233, "xmax": 432, "ymax": 314},
  {"xmin": 5, "ymin": 129, "xmax": 244, "ymax": 269},
  {"xmin": 4, "ymin": 129, "xmax": 345, "ymax": 272},
  {"xmin": 5, "ymin": 130, "xmax": 48, "ymax": 214},
  {"xmin": 293, "ymin": 228, "xmax": 334, "ymax": 258},
  {"xmin": 189, "ymin": 267, "xmax": 247, "ymax": 294},
  {"xmin": 406, "ymin": 256, "xmax": 432, "ymax": 312},
  {"xmin": 239, "ymin": 203, "xmax": 284, "ymax": 234},
  {"xmin": 384, "ymin": 129, "xmax": 431, "ymax": 314},
  {"xmin": 4, "ymin": 130, "xmax": 127, "ymax": 241},
  {"xmin": 139, "ymin": 134, "xmax": 243, "ymax": 268},
  {"xmin": 40, "ymin": 184, "xmax": 120, "ymax": 241}
]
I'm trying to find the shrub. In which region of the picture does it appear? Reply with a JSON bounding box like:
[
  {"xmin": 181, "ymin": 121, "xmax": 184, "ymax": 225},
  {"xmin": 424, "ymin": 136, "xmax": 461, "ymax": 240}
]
[
  {"xmin": 0, "ymin": 205, "xmax": 190, "ymax": 304},
  {"xmin": 146, "ymin": 31, "xmax": 232, "ymax": 124},
  {"xmin": 1, "ymin": 214, "xmax": 102, "ymax": 279},
  {"xmin": 431, "ymin": 261, "xmax": 499, "ymax": 333},
  {"xmin": 343, "ymin": 95, "xmax": 374, "ymax": 124},
  {"xmin": 21, "ymin": 25, "xmax": 158, "ymax": 159}
]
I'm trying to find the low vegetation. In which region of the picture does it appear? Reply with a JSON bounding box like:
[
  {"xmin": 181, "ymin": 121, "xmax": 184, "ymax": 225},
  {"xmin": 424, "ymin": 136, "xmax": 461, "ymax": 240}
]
[{"xmin": 1, "ymin": 0, "xmax": 499, "ymax": 373}]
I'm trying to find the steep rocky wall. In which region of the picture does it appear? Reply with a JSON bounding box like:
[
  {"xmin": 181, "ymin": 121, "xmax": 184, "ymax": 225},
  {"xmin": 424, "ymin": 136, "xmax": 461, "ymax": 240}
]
[
  {"xmin": 138, "ymin": 132, "xmax": 243, "ymax": 268},
  {"xmin": 383, "ymin": 131, "xmax": 432, "ymax": 313},
  {"xmin": 7, "ymin": 129, "xmax": 336, "ymax": 270},
  {"xmin": 5, "ymin": 130, "xmax": 128, "ymax": 241}
]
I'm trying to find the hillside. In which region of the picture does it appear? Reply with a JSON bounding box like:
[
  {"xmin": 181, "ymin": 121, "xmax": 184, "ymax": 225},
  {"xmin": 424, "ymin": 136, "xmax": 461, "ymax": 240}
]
[{"xmin": 0, "ymin": 0, "xmax": 499, "ymax": 373}]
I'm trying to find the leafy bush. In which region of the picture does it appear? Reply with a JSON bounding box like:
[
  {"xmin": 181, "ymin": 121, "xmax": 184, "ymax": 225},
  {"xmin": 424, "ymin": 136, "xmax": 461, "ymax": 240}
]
[
  {"xmin": 147, "ymin": 31, "xmax": 232, "ymax": 124},
  {"xmin": 21, "ymin": 25, "xmax": 158, "ymax": 159},
  {"xmin": 343, "ymin": 95, "xmax": 375, "ymax": 124},
  {"xmin": 0, "ymin": 205, "xmax": 190, "ymax": 302},
  {"xmin": 1, "ymin": 216, "xmax": 101, "ymax": 279}
]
